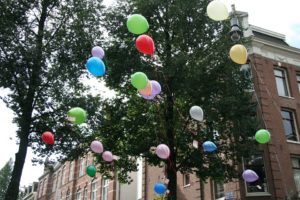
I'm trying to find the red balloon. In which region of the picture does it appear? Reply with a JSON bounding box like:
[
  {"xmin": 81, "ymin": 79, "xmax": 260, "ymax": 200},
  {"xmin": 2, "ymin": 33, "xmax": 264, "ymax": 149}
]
[
  {"xmin": 42, "ymin": 131, "xmax": 54, "ymax": 145},
  {"xmin": 135, "ymin": 34, "xmax": 155, "ymax": 55}
]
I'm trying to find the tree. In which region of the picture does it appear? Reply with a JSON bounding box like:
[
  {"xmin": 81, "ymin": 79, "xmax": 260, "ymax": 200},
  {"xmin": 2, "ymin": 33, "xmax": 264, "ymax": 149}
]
[
  {"xmin": 89, "ymin": 0, "xmax": 257, "ymax": 200},
  {"xmin": 0, "ymin": 159, "xmax": 13, "ymax": 199},
  {"xmin": 0, "ymin": 1, "xmax": 105, "ymax": 199}
]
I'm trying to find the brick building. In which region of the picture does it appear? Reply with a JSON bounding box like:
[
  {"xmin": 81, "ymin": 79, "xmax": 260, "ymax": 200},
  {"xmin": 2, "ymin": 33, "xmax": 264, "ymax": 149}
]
[{"xmin": 36, "ymin": 11, "xmax": 300, "ymax": 200}]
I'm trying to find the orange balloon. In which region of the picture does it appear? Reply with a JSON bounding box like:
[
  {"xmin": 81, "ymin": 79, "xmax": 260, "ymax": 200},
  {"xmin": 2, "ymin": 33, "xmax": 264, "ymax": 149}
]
[{"xmin": 138, "ymin": 81, "xmax": 152, "ymax": 96}]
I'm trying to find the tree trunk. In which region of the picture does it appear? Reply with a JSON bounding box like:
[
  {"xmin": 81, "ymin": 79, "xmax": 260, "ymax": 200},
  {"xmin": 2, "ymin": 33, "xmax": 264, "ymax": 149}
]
[
  {"xmin": 200, "ymin": 180, "xmax": 205, "ymax": 200},
  {"xmin": 4, "ymin": 127, "xmax": 30, "ymax": 200},
  {"xmin": 166, "ymin": 160, "xmax": 177, "ymax": 200}
]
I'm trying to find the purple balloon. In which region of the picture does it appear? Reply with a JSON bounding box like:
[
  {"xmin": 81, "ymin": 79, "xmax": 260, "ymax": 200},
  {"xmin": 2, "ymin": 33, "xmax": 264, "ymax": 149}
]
[
  {"xmin": 242, "ymin": 169, "xmax": 259, "ymax": 182},
  {"xmin": 91, "ymin": 46, "xmax": 105, "ymax": 59},
  {"xmin": 102, "ymin": 151, "xmax": 113, "ymax": 162},
  {"xmin": 141, "ymin": 93, "xmax": 156, "ymax": 100},
  {"xmin": 90, "ymin": 140, "xmax": 103, "ymax": 154},
  {"xmin": 156, "ymin": 144, "xmax": 170, "ymax": 159},
  {"xmin": 150, "ymin": 80, "xmax": 161, "ymax": 95}
]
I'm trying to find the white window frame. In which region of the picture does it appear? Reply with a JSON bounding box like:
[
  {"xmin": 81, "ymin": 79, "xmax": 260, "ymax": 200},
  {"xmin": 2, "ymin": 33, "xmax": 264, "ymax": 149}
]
[
  {"xmin": 213, "ymin": 181, "xmax": 225, "ymax": 200},
  {"xmin": 297, "ymin": 74, "xmax": 300, "ymax": 92},
  {"xmin": 38, "ymin": 181, "xmax": 43, "ymax": 197},
  {"xmin": 101, "ymin": 178, "xmax": 109, "ymax": 200},
  {"xmin": 83, "ymin": 187, "xmax": 88, "ymax": 200},
  {"xmin": 292, "ymin": 157, "xmax": 300, "ymax": 197},
  {"xmin": 76, "ymin": 189, "xmax": 82, "ymax": 200},
  {"xmin": 183, "ymin": 174, "xmax": 190, "ymax": 187},
  {"xmin": 62, "ymin": 165, "xmax": 66, "ymax": 185},
  {"xmin": 281, "ymin": 109, "xmax": 300, "ymax": 142},
  {"xmin": 274, "ymin": 68, "xmax": 290, "ymax": 97},
  {"xmin": 52, "ymin": 174, "xmax": 56, "ymax": 192},
  {"xmin": 79, "ymin": 158, "xmax": 85, "ymax": 177},
  {"xmin": 243, "ymin": 154, "xmax": 270, "ymax": 197},
  {"xmin": 43, "ymin": 178, "xmax": 47, "ymax": 195},
  {"xmin": 91, "ymin": 181, "xmax": 97, "ymax": 200},
  {"xmin": 69, "ymin": 161, "xmax": 73, "ymax": 181}
]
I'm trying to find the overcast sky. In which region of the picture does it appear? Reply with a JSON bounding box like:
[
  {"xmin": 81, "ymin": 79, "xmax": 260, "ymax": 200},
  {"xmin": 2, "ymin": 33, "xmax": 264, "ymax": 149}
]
[{"xmin": 0, "ymin": 0, "xmax": 299, "ymax": 187}]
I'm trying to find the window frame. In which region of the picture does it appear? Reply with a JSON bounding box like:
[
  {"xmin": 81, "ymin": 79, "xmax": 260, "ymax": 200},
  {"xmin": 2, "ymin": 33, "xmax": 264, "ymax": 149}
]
[
  {"xmin": 281, "ymin": 109, "xmax": 299, "ymax": 142},
  {"xmin": 292, "ymin": 157, "xmax": 300, "ymax": 197},
  {"xmin": 296, "ymin": 73, "xmax": 300, "ymax": 92},
  {"xmin": 76, "ymin": 189, "xmax": 82, "ymax": 200},
  {"xmin": 274, "ymin": 67, "xmax": 290, "ymax": 97},
  {"xmin": 79, "ymin": 158, "xmax": 85, "ymax": 177},
  {"xmin": 91, "ymin": 181, "xmax": 97, "ymax": 200},
  {"xmin": 83, "ymin": 187, "xmax": 88, "ymax": 200},
  {"xmin": 69, "ymin": 161, "xmax": 73, "ymax": 181},
  {"xmin": 243, "ymin": 153, "xmax": 270, "ymax": 197},
  {"xmin": 52, "ymin": 174, "xmax": 56, "ymax": 192},
  {"xmin": 183, "ymin": 174, "xmax": 190, "ymax": 187},
  {"xmin": 213, "ymin": 181, "xmax": 225, "ymax": 200},
  {"xmin": 101, "ymin": 178, "xmax": 109, "ymax": 200}
]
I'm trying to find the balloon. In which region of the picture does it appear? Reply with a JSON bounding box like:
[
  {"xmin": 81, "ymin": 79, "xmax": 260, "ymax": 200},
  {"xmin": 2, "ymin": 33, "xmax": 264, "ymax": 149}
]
[
  {"xmin": 42, "ymin": 131, "xmax": 54, "ymax": 145},
  {"xmin": 86, "ymin": 57, "xmax": 106, "ymax": 77},
  {"xmin": 141, "ymin": 92, "xmax": 156, "ymax": 100},
  {"xmin": 242, "ymin": 169, "xmax": 259, "ymax": 182},
  {"xmin": 189, "ymin": 106, "xmax": 204, "ymax": 121},
  {"xmin": 131, "ymin": 72, "xmax": 148, "ymax": 89},
  {"xmin": 90, "ymin": 140, "xmax": 103, "ymax": 154},
  {"xmin": 138, "ymin": 81, "xmax": 152, "ymax": 96},
  {"xmin": 229, "ymin": 44, "xmax": 248, "ymax": 64},
  {"xmin": 202, "ymin": 141, "xmax": 217, "ymax": 152},
  {"xmin": 154, "ymin": 182, "xmax": 167, "ymax": 194},
  {"xmin": 156, "ymin": 144, "xmax": 170, "ymax": 159},
  {"xmin": 127, "ymin": 14, "xmax": 149, "ymax": 35},
  {"xmin": 151, "ymin": 80, "xmax": 161, "ymax": 95},
  {"xmin": 67, "ymin": 107, "xmax": 87, "ymax": 125},
  {"xmin": 102, "ymin": 151, "xmax": 113, "ymax": 162},
  {"xmin": 86, "ymin": 165, "xmax": 97, "ymax": 177},
  {"xmin": 255, "ymin": 129, "xmax": 271, "ymax": 144},
  {"xmin": 91, "ymin": 46, "xmax": 105, "ymax": 59},
  {"xmin": 135, "ymin": 34, "xmax": 155, "ymax": 55},
  {"xmin": 206, "ymin": 0, "xmax": 229, "ymax": 21}
]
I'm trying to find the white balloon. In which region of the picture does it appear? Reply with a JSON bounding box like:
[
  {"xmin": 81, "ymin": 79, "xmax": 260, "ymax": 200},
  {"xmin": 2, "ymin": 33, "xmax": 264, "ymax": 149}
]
[
  {"xmin": 207, "ymin": 0, "xmax": 229, "ymax": 21},
  {"xmin": 189, "ymin": 106, "xmax": 204, "ymax": 121}
]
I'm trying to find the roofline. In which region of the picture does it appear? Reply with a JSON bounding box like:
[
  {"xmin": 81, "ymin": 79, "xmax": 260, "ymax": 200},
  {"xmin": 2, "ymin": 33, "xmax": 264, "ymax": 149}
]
[{"xmin": 250, "ymin": 25, "xmax": 286, "ymax": 41}]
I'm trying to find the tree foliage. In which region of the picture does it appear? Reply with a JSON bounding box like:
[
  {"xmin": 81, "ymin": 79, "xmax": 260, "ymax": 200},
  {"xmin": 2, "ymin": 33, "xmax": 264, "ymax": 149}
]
[
  {"xmin": 0, "ymin": 159, "xmax": 13, "ymax": 199},
  {"xmin": 88, "ymin": 0, "xmax": 258, "ymax": 199},
  {"xmin": 0, "ymin": 0, "xmax": 105, "ymax": 199}
]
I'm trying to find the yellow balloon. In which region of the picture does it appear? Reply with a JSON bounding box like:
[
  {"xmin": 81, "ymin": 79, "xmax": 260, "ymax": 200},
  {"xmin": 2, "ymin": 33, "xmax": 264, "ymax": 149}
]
[
  {"xmin": 207, "ymin": 0, "xmax": 229, "ymax": 21},
  {"xmin": 229, "ymin": 44, "xmax": 248, "ymax": 64}
]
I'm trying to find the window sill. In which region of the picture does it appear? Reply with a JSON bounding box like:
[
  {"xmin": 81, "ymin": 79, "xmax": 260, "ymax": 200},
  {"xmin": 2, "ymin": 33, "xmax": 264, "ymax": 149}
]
[
  {"xmin": 246, "ymin": 192, "xmax": 271, "ymax": 197},
  {"xmin": 216, "ymin": 197, "xmax": 225, "ymax": 200},
  {"xmin": 287, "ymin": 140, "xmax": 300, "ymax": 144},
  {"xmin": 183, "ymin": 184, "xmax": 190, "ymax": 188},
  {"xmin": 278, "ymin": 95, "xmax": 295, "ymax": 100}
]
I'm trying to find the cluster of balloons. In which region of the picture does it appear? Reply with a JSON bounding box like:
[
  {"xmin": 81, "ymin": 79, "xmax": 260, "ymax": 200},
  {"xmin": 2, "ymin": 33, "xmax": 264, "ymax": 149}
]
[
  {"xmin": 90, "ymin": 140, "xmax": 115, "ymax": 162},
  {"xmin": 86, "ymin": 46, "xmax": 106, "ymax": 77},
  {"xmin": 154, "ymin": 182, "xmax": 167, "ymax": 195}
]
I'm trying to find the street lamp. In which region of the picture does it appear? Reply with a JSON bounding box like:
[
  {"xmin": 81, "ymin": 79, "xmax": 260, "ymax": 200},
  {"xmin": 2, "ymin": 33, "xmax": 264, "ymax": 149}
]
[{"xmin": 229, "ymin": 5, "xmax": 242, "ymax": 42}]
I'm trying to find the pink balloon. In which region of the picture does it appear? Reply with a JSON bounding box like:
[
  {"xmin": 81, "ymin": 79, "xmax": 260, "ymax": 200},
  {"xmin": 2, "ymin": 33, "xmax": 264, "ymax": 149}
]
[
  {"xmin": 156, "ymin": 144, "xmax": 170, "ymax": 159},
  {"xmin": 141, "ymin": 93, "xmax": 156, "ymax": 100},
  {"xmin": 90, "ymin": 140, "xmax": 103, "ymax": 154},
  {"xmin": 102, "ymin": 151, "xmax": 113, "ymax": 162},
  {"xmin": 91, "ymin": 46, "xmax": 105, "ymax": 59},
  {"xmin": 150, "ymin": 80, "xmax": 161, "ymax": 95},
  {"xmin": 138, "ymin": 81, "xmax": 152, "ymax": 96}
]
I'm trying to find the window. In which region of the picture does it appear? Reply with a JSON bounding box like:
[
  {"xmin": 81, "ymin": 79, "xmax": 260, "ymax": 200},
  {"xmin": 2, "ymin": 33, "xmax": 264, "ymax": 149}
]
[
  {"xmin": 292, "ymin": 157, "xmax": 300, "ymax": 197},
  {"xmin": 38, "ymin": 181, "xmax": 43, "ymax": 197},
  {"xmin": 243, "ymin": 153, "xmax": 269, "ymax": 195},
  {"xmin": 62, "ymin": 166, "xmax": 66, "ymax": 185},
  {"xmin": 76, "ymin": 189, "xmax": 82, "ymax": 200},
  {"xmin": 55, "ymin": 190, "xmax": 61, "ymax": 200},
  {"xmin": 274, "ymin": 68, "xmax": 289, "ymax": 96},
  {"xmin": 79, "ymin": 158, "xmax": 85, "ymax": 176},
  {"xmin": 57, "ymin": 171, "xmax": 61, "ymax": 187},
  {"xmin": 91, "ymin": 181, "xmax": 97, "ymax": 200},
  {"xmin": 183, "ymin": 174, "xmax": 190, "ymax": 187},
  {"xmin": 66, "ymin": 190, "xmax": 71, "ymax": 200},
  {"xmin": 281, "ymin": 110, "xmax": 299, "ymax": 141},
  {"xmin": 52, "ymin": 174, "xmax": 56, "ymax": 192},
  {"xmin": 69, "ymin": 162, "xmax": 73, "ymax": 181},
  {"xmin": 101, "ymin": 179, "xmax": 109, "ymax": 200},
  {"xmin": 297, "ymin": 74, "xmax": 300, "ymax": 92},
  {"xmin": 214, "ymin": 181, "xmax": 225, "ymax": 200},
  {"xmin": 83, "ymin": 187, "xmax": 88, "ymax": 200},
  {"xmin": 43, "ymin": 178, "xmax": 47, "ymax": 195}
]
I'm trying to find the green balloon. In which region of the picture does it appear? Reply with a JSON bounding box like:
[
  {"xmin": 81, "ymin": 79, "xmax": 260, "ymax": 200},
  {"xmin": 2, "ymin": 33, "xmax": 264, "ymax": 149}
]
[
  {"xmin": 86, "ymin": 165, "xmax": 96, "ymax": 177},
  {"xmin": 255, "ymin": 129, "xmax": 271, "ymax": 144},
  {"xmin": 67, "ymin": 107, "xmax": 87, "ymax": 125},
  {"xmin": 131, "ymin": 72, "xmax": 148, "ymax": 89},
  {"xmin": 126, "ymin": 14, "xmax": 149, "ymax": 35}
]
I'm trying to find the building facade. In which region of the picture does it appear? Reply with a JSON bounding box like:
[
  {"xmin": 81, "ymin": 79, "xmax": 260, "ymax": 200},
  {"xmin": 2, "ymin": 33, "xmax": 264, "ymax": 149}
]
[
  {"xmin": 36, "ymin": 12, "xmax": 300, "ymax": 200},
  {"xmin": 20, "ymin": 182, "xmax": 38, "ymax": 200}
]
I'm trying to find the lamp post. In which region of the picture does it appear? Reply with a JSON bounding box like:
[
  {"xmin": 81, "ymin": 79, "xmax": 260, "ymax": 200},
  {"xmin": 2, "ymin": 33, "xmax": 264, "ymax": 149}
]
[{"xmin": 229, "ymin": 5, "xmax": 242, "ymax": 42}]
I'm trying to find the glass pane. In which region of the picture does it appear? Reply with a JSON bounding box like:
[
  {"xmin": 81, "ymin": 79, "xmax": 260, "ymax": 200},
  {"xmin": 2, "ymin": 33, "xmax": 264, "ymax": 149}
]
[
  {"xmin": 298, "ymin": 83, "xmax": 300, "ymax": 92},
  {"xmin": 275, "ymin": 77, "xmax": 288, "ymax": 96},
  {"xmin": 281, "ymin": 111, "xmax": 297, "ymax": 141},
  {"xmin": 292, "ymin": 158, "xmax": 300, "ymax": 169},
  {"xmin": 214, "ymin": 181, "xmax": 224, "ymax": 198},
  {"xmin": 274, "ymin": 69, "xmax": 283, "ymax": 77},
  {"xmin": 281, "ymin": 110, "xmax": 291, "ymax": 120},
  {"xmin": 297, "ymin": 75, "xmax": 300, "ymax": 81},
  {"xmin": 244, "ymin": 153, "xmax": 268, "ymax": 193}
]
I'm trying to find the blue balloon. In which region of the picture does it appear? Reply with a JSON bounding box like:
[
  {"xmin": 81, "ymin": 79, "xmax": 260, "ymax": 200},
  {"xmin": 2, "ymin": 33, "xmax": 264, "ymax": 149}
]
[
  {"xmin": 154, "ymin": 182, "xmax": 167, "ymax": 194},
  {"xmin": 202, "ymin": 141, "xmax": 217, "ymax": 152},
  {"xmin": 86, "ymin": 57, "xmax": 106, "ymax": 76}
]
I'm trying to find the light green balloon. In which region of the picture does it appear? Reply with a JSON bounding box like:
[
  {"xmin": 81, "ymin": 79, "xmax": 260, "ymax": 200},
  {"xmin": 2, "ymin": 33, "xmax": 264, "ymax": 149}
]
[
  {"xmin": 67, "ymin": 107, "xmax": 87, "ymax": 125},
  {"xmin": 86, "ymin": 165, "xmax": 96, "ymax": 177},
  {"xmin": 255, "ymin": 129, "xmax": 271, "ymax": 144},
  {"xmin": 127, "ymin": 14, "xmax": 149, "ymax": 35},
  {"xmin": 131, "ymin": 72, "xmax": 148, "ymax": 89}
]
